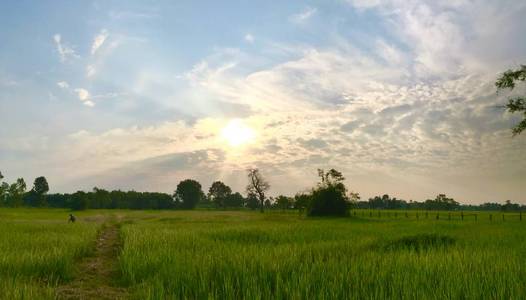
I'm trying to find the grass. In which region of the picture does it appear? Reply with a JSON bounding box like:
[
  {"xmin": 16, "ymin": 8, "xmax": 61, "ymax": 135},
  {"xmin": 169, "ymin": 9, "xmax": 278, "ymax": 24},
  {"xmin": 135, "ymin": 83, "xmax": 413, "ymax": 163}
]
[
  {"xmin": 0, "ymin": 208, "xmax": 101, "ymax": 299},
  {"xmin": 118, "ymin": 210, "xmax": 526, "ymax": 299},
  {"xmin": 0, "ymin": 208, "xmax": 525, "ymax": 299}
]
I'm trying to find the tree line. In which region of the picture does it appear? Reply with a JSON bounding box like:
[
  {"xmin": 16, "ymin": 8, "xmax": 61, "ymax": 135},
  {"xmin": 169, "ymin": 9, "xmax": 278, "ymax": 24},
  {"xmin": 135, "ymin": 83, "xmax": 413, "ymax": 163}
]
[{"xmin": 0, "ymin": 169, "xmax": 523, "ymax": 214}]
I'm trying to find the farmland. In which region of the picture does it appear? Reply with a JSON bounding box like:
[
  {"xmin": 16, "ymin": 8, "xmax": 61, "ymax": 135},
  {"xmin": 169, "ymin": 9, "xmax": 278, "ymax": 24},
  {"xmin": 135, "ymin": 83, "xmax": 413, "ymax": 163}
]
[{"xmin": 1, "ymin": 208, "xmax": 525, "ymax": 299}]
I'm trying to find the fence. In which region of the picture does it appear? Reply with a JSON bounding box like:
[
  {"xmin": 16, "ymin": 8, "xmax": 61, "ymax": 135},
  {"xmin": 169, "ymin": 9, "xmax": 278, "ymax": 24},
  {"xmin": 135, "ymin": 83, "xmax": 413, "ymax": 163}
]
[{"xmin": 351, "ymin": 210, "xmax": 523, "ymax": 222}]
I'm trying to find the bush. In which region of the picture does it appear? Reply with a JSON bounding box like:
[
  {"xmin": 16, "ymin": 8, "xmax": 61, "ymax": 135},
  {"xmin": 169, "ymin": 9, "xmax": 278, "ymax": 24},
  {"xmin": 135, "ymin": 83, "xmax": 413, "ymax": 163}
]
[{"xmin": 307, "ymin": 183, "xmax": 350, "ymax": 217}]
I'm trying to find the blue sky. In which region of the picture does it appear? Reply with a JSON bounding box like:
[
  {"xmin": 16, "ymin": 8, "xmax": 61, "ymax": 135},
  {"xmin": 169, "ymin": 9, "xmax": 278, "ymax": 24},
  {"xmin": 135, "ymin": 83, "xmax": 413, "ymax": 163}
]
[{"xmin": 1, "ymin": 0, "xmax": 525, "ymax": 203}]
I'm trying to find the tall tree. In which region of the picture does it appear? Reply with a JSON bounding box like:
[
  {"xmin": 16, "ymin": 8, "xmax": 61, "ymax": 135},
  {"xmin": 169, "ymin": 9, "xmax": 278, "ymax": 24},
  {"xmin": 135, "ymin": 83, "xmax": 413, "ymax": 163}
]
[
  {"xmin": 7, "ymin": 178, "xmax": 26, "ymax": 207},
  {"xmin": 33, "ymin": 176, "xmax": 49, "ymax": 195},
  {"xmin": 208, "ymin": 181, "xmax": 232, "ymax": 208},
  {"xmin": 246, "ymin": 169, "xmax": 270, "ymax": 213},
  {"xmin": 496, "ymin": 65, "xmax": 526, "ymax": 135},
  {"xmin": 174, "ymin": 179, "xmax": 204, "ymax": 209}
]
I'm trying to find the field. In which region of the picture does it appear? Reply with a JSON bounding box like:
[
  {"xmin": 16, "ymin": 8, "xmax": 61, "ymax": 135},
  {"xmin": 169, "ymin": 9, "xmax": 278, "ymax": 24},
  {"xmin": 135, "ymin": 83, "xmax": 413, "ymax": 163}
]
[{"xmin": 1, "ymin": 208, "xmax": 525, "ymax": 299}]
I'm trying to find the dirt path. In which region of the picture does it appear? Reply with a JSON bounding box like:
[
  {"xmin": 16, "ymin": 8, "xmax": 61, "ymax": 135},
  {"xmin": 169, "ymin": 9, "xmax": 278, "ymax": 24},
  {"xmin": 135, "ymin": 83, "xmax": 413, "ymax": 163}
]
[{"xmin": 56, "ymin": 222, "xmax": 128, "ymax": 300}]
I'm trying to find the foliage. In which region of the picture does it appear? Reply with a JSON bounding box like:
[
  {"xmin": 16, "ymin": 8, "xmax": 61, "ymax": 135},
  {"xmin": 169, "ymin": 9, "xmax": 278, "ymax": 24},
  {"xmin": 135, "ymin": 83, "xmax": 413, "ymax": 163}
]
[
  {"xmin": 246, "ymin": 169, "xmax": 270, "ymax": 212},
  {"xmin": 33, "ymin": 176, "xmax": 49, "ymax": 195},
  {"xmin": 496, "ymin": 65, "xmax": 526, "ymax": 135},
  {"xmin": 225, "ymin": 192, "xmax": 245, "ymax": 208},
  {"xmin": 174, "ymin": 179, "xmax": 205, "ymax": 209},
  {"xmin": 307, "ymin": 169, "xmax": 350, "ymax": 216},
  {"xmin": 208, "ymin": 181, "xmax": 232, "ymax": 208}
]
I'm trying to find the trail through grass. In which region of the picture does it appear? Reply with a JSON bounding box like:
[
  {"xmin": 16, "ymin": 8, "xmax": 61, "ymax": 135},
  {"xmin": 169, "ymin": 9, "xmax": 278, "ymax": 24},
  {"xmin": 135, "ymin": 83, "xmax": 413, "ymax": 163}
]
[{"xmin": 56, "ymin": 220, "xmax": 128, "ymax": 300}]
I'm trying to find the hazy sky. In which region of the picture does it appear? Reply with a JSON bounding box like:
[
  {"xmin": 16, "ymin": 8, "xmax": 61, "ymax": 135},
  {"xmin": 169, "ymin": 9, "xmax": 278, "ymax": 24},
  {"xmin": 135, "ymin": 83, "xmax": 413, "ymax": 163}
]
[{"xmin": 1, "ymin": 0, "xmax": 525, "ymax": 203}]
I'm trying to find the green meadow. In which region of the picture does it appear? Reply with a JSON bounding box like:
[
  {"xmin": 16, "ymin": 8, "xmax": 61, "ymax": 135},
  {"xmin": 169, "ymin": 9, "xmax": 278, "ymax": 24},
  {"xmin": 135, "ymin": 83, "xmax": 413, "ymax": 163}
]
[{"xmin": 1, "ymin": 208, "xmax": 525, "ymax": 299}]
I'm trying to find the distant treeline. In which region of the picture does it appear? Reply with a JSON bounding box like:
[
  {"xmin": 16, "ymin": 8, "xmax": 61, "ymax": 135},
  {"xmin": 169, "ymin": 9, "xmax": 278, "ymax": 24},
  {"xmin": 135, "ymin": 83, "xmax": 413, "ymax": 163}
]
[{"xmin": 0, "ymin": 171, "xmax": 523, "ymax": 212}]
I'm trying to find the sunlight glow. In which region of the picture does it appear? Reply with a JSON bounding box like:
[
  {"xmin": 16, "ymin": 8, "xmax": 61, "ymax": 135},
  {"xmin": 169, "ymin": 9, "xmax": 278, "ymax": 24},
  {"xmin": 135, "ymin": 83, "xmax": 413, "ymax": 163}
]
[{"xmin": 221, "ymin": 119, "xmax": 256, "ymax": 147}]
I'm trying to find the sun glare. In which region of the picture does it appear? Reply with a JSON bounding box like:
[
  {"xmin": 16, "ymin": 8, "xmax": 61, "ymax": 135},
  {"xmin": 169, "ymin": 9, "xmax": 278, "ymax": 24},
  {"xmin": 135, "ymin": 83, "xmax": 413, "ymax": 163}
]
[{"xmin": 221, "ymin": 119, "xmax": 255, "ymax": 147}]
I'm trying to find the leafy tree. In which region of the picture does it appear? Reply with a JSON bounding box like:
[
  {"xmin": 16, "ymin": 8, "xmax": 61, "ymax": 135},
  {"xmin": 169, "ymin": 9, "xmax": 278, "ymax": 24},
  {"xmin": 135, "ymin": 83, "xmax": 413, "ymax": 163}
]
[
  {"xmin": 33, "ymin": 176, "xmax": 49, "ymax": 195},
  {"xmin": 276, "ymin": 195, "xmax": 293, "ymax": 210},
  {"xmin": 225, "ymin": 192, "xmax": 244, "ymax": 208},
  {"xmin": 496, "ymin": 65, "xmax": 526, "ymax": 135},
  {"xmin": 307, "ymin": 169, "xmax": 350, "ymax": 216},
  {"xmin": 246, "ymin": 169, "xmax": 270, "ymax": 213},
  {"xmin": 245, "ymin": 192, "xmax": 259, "ymax": 210},
  {"xmin": 208, "ymin": 181, "xmax": 232, "ymax": 208},
  {"xmin": 31, "ymin": 176, "xmax": 49, "ymax": 206},
  {"xmin": 174, "ymin": 179, "xmax": 204, "ymax": 209},
  {"xmin": 7, "ymin": 178, "xmax": 26, "ymax": 207},
  {"xmin": 0, "ymin": 171, "xmax": 3, "ymax": 181},
  {"xmin": 293, "ymin": 193, "xmax": 311, "ymax": 212}
]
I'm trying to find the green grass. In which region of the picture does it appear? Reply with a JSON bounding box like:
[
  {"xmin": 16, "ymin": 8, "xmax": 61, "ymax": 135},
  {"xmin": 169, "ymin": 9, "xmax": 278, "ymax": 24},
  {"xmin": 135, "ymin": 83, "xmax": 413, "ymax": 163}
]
[
  {"xmin": 119, "ymin": 210, "xmax": 526, "ymax": 299},
  {"xmin": 1, "ymin": 208, "xmax": 525, "ymax": 299},
  {"xmin": 0, "ymin": 208, "xmax": 101, "ymax": 299}
]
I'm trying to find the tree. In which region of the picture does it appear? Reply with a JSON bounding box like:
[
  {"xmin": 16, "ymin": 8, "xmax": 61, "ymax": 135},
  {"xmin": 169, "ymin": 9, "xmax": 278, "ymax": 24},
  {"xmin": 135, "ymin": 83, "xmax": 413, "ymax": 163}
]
[
  {"xmin": 31, "ymin": 176, "xmax": 49, "ymax": 207},
  {"xmin": 33, "ymin": 176, "xmax": 49, "ymax": 195},
  {"xmin": 245, "ymin": 192, "xmax": 259, "ymax": 210},
  {"xmin": 174, "ymin": 179, "xmax": 204, "ymax": 209},
  {"xmin": 246, "ymin": 169, "xmax": 270, "ymax": 213},
  {"xmin": 225, "ymin": 192, "xmax": 244, "ymax": 208},
  {"xmin": 307, "ymin": 169, "xmax": 350, "ymax": 216},
  {"xmin": 276, "ymin": 195, "xmax": 293, "ymax": 210},
  {"xmin": 208, "ymin": 181, "xmax": 232, "ymax": 208},
  {"xmin": 7, "ymin": 178, "xmax": 26, "ymax": 207},
  {"xmin": 496, "ymin": 65, "xmax": 526, "ymax": 135}
]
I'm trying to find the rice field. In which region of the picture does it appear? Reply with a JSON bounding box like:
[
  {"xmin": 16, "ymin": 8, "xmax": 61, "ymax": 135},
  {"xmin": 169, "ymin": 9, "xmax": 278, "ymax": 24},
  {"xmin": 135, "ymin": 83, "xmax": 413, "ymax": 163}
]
[{"xmin": 1, "ymin": 208, "xmax": 525, "ymax": 299}]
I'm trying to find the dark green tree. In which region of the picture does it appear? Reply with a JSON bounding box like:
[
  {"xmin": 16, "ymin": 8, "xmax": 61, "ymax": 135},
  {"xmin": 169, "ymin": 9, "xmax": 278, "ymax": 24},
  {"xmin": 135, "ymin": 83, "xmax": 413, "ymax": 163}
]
[
  {"xmin": 7, "ymin": 178, "xmax": 26, "ymax": 207},
  {"xmin": 496, "ymin": 65, "xmax": 526, "ymax": 135},
  {"xmin": 276, "ymin": 195, "xmax": 293, "ymax": 210},
  {"xmin": 208, "ymin": 181, "xmax": 232, "ymax": 208},
  {"xmin": 32, "ymin": 176, "xmax": 49, "ymax": 207},
  {"xmin": 174, "ymin": 179, "xmax": 204, "ymax": 209},
  {"xmin": 307, "ymin": 169, "xmax": 350, "ymax": 217},
  {"xmin": 225, "ymin": 192, "xmax": 244, "ymax": 208},
  {"xmin": 246, "ymin": 169, "xmax": 270, "ymax": 213},
  {"xmin": 245, "ymin": 192, "xmax": 259, "ymax": 210}
]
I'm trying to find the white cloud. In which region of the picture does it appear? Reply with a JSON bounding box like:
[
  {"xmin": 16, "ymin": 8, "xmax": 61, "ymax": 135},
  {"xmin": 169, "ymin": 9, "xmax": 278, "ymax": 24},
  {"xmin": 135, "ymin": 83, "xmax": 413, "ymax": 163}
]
[
  {"xmin": 75, "ymin": 88, "xmax": 90, "ymax": 101},
  {"xmin": 244, "ymin": 34, "xmax": 255, "ymax": 43},
  {"xmin": 86, "ymin": 65, "xmax": 96, "ymax": 77},
  {"xmin": 289, "ymin": 6, "xmax": 317, "ymax": 24},
  {"xmin": 91, "ymin": 29, "xmax": 109, "ymax": 55},
  {"xmin": 53, "ymin": 34, "xmax": 78, "ymax": 62},
  {"xmin": 83, "ymin": 100, "xmax": 95, "ymax": 107},
  {"xmin": 57, "ymin": 81, "xmax": 69, "ymax": 89}
]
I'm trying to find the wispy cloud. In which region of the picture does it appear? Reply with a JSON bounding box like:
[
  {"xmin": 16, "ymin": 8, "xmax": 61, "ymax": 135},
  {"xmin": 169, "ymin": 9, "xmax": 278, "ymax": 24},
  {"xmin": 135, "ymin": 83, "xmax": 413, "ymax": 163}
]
[
  {"xmin": 53, "ymin": 34, "xmax": 78, "ymax": 62},
  {"xmin": 74, "ymin": 88, "xmax": 95, "ymax": 107},
  {"xmin": 289, "ymin": 6, "xmax": 317, "ymax": 24},
  {"xmin": 91, "ymin": 29, "xmax": 109, "ymax": 55},
  {"xmin": 57, "ymin": 81, "xmax": 69, "ymax": 89},
  {"xmin": 244, "ymin": 34, "xmax": 255, "ymax": 43}
]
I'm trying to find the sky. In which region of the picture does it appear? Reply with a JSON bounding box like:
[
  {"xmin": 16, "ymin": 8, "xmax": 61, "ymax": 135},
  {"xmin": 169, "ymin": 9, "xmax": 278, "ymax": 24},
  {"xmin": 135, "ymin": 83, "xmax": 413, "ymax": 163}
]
[{"xmin": 1, "ymin": 0, "xmax": 525, "ymax": 204}]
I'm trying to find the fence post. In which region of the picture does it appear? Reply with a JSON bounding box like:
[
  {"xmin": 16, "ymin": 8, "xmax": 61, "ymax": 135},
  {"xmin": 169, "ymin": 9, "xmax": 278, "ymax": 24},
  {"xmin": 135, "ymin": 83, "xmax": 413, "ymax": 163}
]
[
  {"xmin": 489, "ymin": 214, "xmax": 492, "ymax": 221},
  {"xmin": 378, "ymin": 211, "xmax": 381, "ymax": 218},
  {"xmin": 436, "ymin": 213, "xmax": 439, "ymax": 220},
  {"xmin": 502, "ymin": 214, "xmax": 505, "ymax": 221},
  {"xmin": 405, "ymin": 212, "xmax": 408, "ymax": 218},
  {"xmin": 370, "ymin": 211, "xmax": 372, "ymax": 217},
  {"xmin": 416, "ymin": 212, "xmax": 419, "ymax": 219},
  {"xmin": 395, "ymin": 212, "xmax": 398, "ymax": 218},
  {"xmin": 461, "ymin": 211, "xmax": 464, "ymax": 221},
  {"xmin": 475, "ymin": 214, "xmax": 477, "ymax": 221},
  {"xmin": 520, "ymin": 212, "xmax": 522, "ymax": 221}
]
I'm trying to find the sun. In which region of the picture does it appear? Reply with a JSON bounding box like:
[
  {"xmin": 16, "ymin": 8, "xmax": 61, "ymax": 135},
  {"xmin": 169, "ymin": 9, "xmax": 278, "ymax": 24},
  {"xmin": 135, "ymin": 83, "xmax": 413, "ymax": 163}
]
[{"xmin": 221, "ymin": 119, "xmax": 256, "ymax": 147}]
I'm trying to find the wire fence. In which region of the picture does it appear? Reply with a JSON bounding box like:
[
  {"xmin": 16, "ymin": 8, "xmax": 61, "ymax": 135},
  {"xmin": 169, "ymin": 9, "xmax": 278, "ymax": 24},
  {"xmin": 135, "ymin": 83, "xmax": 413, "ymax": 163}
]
[{"xmin": 351, "ymin": 210, "xmax": 523, "ymax": 222}]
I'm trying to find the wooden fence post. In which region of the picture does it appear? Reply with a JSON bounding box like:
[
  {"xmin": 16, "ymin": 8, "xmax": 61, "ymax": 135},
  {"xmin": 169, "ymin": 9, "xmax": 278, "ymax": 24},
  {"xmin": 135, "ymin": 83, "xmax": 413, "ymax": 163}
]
[
  {"xmin": 502, "ymin": 214, "xmax": 505, "ymax": 221},
  {"xmin": 416, "ymin": 212, "xmax": 419, "ymax": 219},
  {"xmin": 436, "ymin": 213, "xmax": 439, "ymax": 220},
  {"xmin": 461, "ymin": 211, "xmax": 464, "ymax": 221},
  {"xmin": 405, "ymin": 212, "xmax": 408, "ymax": 218}
]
